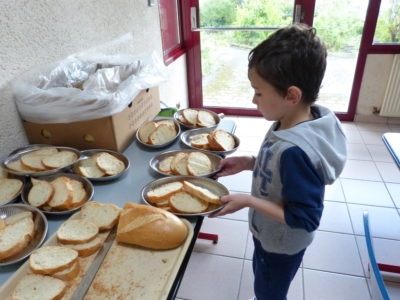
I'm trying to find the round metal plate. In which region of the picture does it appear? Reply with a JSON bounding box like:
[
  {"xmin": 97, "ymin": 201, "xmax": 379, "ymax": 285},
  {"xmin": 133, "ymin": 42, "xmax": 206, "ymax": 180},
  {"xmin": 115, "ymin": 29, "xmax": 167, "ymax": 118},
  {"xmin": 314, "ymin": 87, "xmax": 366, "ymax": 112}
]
[
  {"xmin": 72, "ymin": 149, "xmax": 130, "ymax": 182},
  {"xmin": 0, "ymin": 204, "xmax": 48, "ymax": 266},
  {"xmin": 141, "ymin": 176, "xmax": 228, "ymax": 217},
  {"xmin": 21, "ymin": 173, "xmax": 94, "ymax": 215},
  {"xmin": 149, "ymin": 149, "xmax": 222, "ymax": 178},
  {"xmin": 136, "ymin": 118, "xmax": 181, "ymax": 149}
]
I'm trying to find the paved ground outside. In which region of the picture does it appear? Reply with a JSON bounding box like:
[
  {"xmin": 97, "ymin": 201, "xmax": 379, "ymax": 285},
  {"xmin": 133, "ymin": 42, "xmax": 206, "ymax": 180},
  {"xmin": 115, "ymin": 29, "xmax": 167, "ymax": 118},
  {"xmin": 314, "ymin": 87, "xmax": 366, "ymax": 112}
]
[{"xmin": 202, "ymin": 46, "xmax": 357, "ymax": 113}]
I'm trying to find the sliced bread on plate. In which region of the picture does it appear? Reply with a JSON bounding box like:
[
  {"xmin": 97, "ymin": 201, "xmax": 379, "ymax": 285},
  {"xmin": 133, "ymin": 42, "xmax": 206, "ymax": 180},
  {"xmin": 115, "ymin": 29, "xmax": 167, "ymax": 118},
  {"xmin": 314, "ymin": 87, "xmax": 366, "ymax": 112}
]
[
  {"xmin": 0, "ymin": 217, "xmax": 34, "ymax": 260},
  {"xmin": 29, "ymin": 246, "xmax": 78, "ymax": 275},
  {"xmin": 169, "ymin": 191, "xmax": 209, "ymax": 213},
  {"xmin": 147, "ymin": 181, "xmax": 183, "ymax": 203},
  {"xmin": 187, "ymin": 152, "xmax": 212, "ymax": 176},
  {"xmin": 56, "ymin": 219, "xmax": 99, "ymax": 245},
  {"xmin": 12, "ymin": 274, "xmax": 67, "ymax": 300},
  {"xmin": 80, "ymin": 201, "xmax": 121, "ymax": 231}
]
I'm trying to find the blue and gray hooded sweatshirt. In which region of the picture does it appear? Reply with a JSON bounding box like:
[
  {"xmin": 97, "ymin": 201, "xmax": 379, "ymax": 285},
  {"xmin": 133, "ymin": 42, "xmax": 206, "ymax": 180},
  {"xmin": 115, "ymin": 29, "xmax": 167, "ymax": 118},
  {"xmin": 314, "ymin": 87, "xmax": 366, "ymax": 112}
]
[{"xmin": 249, "ymin": 105, "xmax": 347, "ymax": 255}]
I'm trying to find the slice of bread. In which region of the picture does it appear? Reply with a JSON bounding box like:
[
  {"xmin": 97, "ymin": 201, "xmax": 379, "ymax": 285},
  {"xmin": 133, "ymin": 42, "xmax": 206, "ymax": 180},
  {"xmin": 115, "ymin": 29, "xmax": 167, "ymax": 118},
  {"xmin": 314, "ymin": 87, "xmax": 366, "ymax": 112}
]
[
  {"xmin": 68, "ymin": 179, "xmax": 88, "ymax": 209},
  {"xmin": 95, "ymin": 152, "xmax": 125, "ymax": 176},
  {"xmin": 77, "ymin": 157, "xmax": 106, "ymax": 178},
  {"xmin": 80, "ymin": 202, "xmax": 121, "ymax": 231},
  {"xmin": 56, "ymin": 219, "xmax": 99, "ymax": 244},
  {"xmin": 27, "ymin": 147, "xmax": 59, "ymax": 156},
  {"xmin": 158, "ymin": 156, "xmax": 174, "ymax": 174},
  {"xmin": 29, "ymin": 246, "xmax": 78, "ymax": 275},
  {"xmin": 5, "ymin": 211, "xmax": 33, "ymax": 226},
  {"xmin": 182, "ymin": 109, "xmax": 198, "ymax": 126},
  {"xmin": 148, "ymin": 124, "xmax": 177, "ymax": 145},
  {"xmin": 41, "ymin": 151, "xmax": 78, "ymax": 169},
  {"xmin": 20, "ymin": 153, "xmax": 47, "ymax": 171},
  {"xmin": 0, "ymin": 178, "xmax": 23, "ymax": 205},
  {"xmin": 48, "ymin": 177, "xmax": 73, "ymax": 210},
  {"xmin": 147, "ymin": 181, "xmax": 183, "ymax": 203},
  {"xmin": 208, "ymin": 129, "xmax": 235, "ymax": 151},
  {"xmin": 177, "ymin": 114, "xmax": 188, "ymax": 124},
  {"xmin": 187, "ymin": 152, "xmax": 213, "ymax": 176},
  {"xmin": 197, "ymin": 110, "xmax": 216, "ymax": 127},
  {"xmin": 157, "ymin": 119, "xmax": 176, "ymax": 128},
  {"xmin": 169, "ymin": 191, "xmax": 209, "ymax": 213},
  {"xmin": 0, "ymin": 217, "xmax": 34, "ymax": 260},
  {"xmin": 60, "ymin": 235, "xmax": 102, "ymax": 257},
  {"xmin": 171, "ymin": 152, "xmax": 189, "ymax": 175},
  {"xmin": 12, "ymin": 274, "xmax": 67, "ymax": 300},
  {"xmin": 0, "ymin": 166, "xmax": 8, "ymax": 179},
  {"xmin": 0, "ymin": 218, "xmax": 5, "ymax": 230},
  {"xmin": 191, "ymin": 133, "xmax": 210, "ymax": 150},
  {"xmin": 27, "ymin": 181, "xmax": 54, "ymax": 208},
  {"xmin": 138, "ymin": 121, "xmax": 158, "ymax": 143},
  {"xmin": 52, "ymin": 260, "xmax": 80, "ymax": 281},
  {"xmin": 183, "ymin": 181, "xmax": 221, "ymax": 204},
  {"xmin": 6, "ymin": 159, "xmax": 33, "ymax": 173}
]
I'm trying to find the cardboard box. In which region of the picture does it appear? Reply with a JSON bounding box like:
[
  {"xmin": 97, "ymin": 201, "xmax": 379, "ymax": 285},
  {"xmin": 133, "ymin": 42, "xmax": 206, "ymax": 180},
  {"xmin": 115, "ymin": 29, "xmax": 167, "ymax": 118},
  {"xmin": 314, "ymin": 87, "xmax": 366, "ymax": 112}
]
[{"xmin": 22, "ymin": 88, "xmax": 160, "ymax": 152}]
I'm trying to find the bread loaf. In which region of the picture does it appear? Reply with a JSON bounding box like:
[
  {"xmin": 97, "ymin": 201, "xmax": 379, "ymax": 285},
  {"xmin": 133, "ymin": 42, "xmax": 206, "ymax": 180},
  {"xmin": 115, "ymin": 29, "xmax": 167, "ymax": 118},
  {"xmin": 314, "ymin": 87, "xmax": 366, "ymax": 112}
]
[
  {"xmin": 116, "ymin": 203, "xmax": 188, "ymax": 250},
  {"xmin": 29, "ymin": 246, "xmax": 78, "ymax": 275},
  {"xmin": 12, "ymin": 274, "xmax": 67, "ymax": 300}
]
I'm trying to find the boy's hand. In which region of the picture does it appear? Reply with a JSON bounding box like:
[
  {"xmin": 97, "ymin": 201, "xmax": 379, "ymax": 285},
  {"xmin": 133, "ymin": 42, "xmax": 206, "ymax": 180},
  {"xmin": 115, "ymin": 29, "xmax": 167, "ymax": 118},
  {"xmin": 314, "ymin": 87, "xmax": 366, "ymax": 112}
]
[
  {"xmin": 214, "ymin": 156, "xmax": 255, "ymax": 178},
  {"xmin": 209, "ymin": 193, "xmax": 251, "ymax": 218}
]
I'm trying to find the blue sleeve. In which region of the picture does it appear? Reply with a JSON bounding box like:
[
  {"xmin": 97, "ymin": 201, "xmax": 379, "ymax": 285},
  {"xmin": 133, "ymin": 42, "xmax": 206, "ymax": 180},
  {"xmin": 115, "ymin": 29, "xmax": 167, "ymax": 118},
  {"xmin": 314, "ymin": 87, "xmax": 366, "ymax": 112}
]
[{"xmin": 280, "ymin": 146, "xmax": 324, "ymax": 232}]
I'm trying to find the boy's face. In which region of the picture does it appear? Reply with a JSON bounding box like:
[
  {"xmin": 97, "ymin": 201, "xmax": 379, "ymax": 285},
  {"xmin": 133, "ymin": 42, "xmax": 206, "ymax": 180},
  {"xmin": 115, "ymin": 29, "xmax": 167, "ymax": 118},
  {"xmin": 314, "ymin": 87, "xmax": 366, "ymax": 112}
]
[{"xmin": 248, "ymin": 68, "xmax": 287, "ymax": 121}]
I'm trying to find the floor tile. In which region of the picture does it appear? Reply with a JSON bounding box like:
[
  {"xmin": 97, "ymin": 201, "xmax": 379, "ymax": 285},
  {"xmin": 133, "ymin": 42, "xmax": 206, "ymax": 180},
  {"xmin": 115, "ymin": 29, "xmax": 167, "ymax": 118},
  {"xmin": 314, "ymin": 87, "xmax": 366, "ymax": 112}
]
[
  {"xmin": 375, "ymin": 162, "xmax": 400, "ymax": 183},
  {"xmin": 239, "ymin": 260, "xmax": 304, "ymax": 300},
  {"xmin": 319, "ymin": 201, "xmax": 353, "ymax": 234},
  {"xmin": 347, "ymin": 204, "xmax": 400, "ymax": 239},
  {"xmin": 355, "ymin": 235, "xmax": 400, "ymax": 277},
  {"xmin": 356, "ymin": 122, "xmax": 391, "ymax": 133},
  {"xmin": 341, "ymin": 122, "xmax": 358, "ymax": 132},
  {"xmin": 340, "ymin": 160, "xmax": 382, "ymax": 181},
  {"xmin": 195, "ymin": 217, "xmax": 248, "ymax": 258},
  {"xmin": 359, "ymin": 131, "xmax": 386, "ymax": 145},
  {"xmin": 177, "ymin": 252, "xmax": 243, "ymax": 300},
  {"xmin": 303, "ymin": 231, "xmax": 364, "ymax": 276},
  {"xmin": 324, "ymin": 180, "xmax": 345, "ymax": 202},
  {"xmin": 218, "ymin": 207, "xmax": 249, "ymax": 222},
  {"xmin": 386, "ymin": 183, "xmax": 400, "ymax": 208},
  {"xmin": 346, "ymin": 143, "xmax": 372, "ymax": 160},
  {"xmin": 217, "ymin": 170, "xmax": 252, "ymax": 193},
  {"xmin": 341, "ymin": 178, "xmax": 394, "ymax": 207},
  {"xmin": 344, "ymin": 130, "xmax": 364, "ymax": 143},
  {"xmin": 366, "ymin": 144, "xmax": 394, "ymax": 162},
  {"xmin": 303, "ymin": 269, "xmax": 370, "ymax": 300}
]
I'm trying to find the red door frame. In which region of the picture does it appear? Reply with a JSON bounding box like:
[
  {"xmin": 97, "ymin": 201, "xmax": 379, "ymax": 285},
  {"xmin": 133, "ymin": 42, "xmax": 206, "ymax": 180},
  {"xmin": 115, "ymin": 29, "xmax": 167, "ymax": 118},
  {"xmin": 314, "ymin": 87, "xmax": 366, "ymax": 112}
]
[{"xmin": 181, "ymin": 0, "xmax": 400, "ymax": 121}]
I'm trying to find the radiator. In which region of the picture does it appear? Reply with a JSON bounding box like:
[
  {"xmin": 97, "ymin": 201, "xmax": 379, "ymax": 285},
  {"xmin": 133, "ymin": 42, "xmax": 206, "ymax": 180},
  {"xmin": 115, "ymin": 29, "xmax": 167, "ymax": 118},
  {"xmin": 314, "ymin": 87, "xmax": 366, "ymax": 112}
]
[{"xmin": 380, "ymin": 54, "xmax": 400, "ymax": 117}]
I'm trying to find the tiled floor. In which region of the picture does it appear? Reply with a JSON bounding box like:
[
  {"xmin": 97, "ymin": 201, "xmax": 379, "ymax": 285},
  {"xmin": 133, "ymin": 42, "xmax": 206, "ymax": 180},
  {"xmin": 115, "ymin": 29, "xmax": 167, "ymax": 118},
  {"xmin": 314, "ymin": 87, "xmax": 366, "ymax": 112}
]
[{"xmin": 175, "ymin": 116, "xmax": 400, "ymax": 300}]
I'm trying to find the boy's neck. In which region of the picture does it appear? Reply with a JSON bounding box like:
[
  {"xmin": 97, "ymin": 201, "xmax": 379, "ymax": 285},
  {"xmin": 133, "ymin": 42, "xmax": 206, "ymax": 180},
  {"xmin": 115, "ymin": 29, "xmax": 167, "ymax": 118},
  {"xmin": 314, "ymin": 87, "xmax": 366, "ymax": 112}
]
[{"xmin": 276, "ymin": 105, "xmax": 313, "ymax": 131}]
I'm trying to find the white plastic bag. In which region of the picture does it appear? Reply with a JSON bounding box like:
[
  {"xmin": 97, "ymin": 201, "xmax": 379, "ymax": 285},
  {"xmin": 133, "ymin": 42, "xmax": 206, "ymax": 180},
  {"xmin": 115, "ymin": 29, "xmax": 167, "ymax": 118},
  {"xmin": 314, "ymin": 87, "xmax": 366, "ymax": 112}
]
[{"xmin": 13, "ymin": 47, "xmax": 167, "ymax": 124}]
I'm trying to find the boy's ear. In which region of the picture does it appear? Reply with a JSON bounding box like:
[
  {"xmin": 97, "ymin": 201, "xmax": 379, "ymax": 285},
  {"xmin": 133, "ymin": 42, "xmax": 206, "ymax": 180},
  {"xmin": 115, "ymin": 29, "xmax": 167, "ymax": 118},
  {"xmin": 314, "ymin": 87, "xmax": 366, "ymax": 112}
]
[{"xmin": 285, "ymin": 86, "xmax": 302, "ymax": 105}]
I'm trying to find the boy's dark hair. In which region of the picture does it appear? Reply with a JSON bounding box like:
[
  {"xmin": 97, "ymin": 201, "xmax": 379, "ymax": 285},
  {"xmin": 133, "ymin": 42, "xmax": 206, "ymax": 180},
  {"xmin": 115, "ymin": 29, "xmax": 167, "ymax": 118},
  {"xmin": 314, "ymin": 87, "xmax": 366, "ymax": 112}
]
[{"xmin": 248, "ymin": 24, "xmax": 327, "ymax": 104}]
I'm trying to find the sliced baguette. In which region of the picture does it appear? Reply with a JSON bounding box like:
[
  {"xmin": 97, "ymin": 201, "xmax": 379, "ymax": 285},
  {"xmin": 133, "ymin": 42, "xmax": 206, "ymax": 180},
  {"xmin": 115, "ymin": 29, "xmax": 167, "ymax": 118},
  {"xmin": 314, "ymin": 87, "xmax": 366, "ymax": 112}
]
[
  {"xmin": 60, "ymin": 235, "xmax": 102, "ymax": 257},
  {"xmin": 52, "ymin": 261, "xmax": 80, "ymax": 281},
  {"xmin": 48, "ymin": 177, "xmax": 73, "ymax": 210},
  {"xmin": 0, "ymin": 217, "xmax": 34, "ymax": 260},
  {"xmin": 169, "ymin": 191, "xmax": 209, "ymax": 213},
  {"xmin": 0, "ymin": 178, "xmax": 23, "ymax": 205},
  {"xmin": 197, "ymin": 110, "xmax": 216, "ymax": 127},
  {"xmin": 191, "ymin": 133, "xmax": 210, "ymax": 150},
  {"xmin": 41, "ymin": 151, "xmax": 78, "ymax": 169},
  {"xmin": 5, "ymin": 211, "xmax": 33, "ymax": 226},
  {"xmin": 208, "ymin": 129, "xmax": 235, "ymax": 151},
  {"xmin": 170, "ymin": 152, "xmax": 189, "ymax": 175},
  {"xmin": 68, "ymin": 179, "xmax": 88, "ymax": 209},
  {"xmin": 80, "ymin": 202, "xmax": 121, "ymax": 231},
  {"xmin": 12, "ymin": 274, "xmax": 67, "ymax": 300},
  {"xmin": 148, "ymin": 124, "xmax": 177, "ymax": 145},
  {"xmin": 56, "ymin": 219, "xmax": 99, "ymax": 244},
  {"xmin": 157, "ymin": 119, "xmax": 176, "ymax": 128},
  {"xmin": 77, "ymin": 157, "xmax": 106, "ymax": 178},
  {"xmin": 29, "ymin": 246, "xmax": 78, "ymax": 275},
  {"xmin": 183, "ymin": 181, "xmax": 221, "ymax": 204},
  {"xmin": 27, "ymin": 181, "xmax": 54, "ymax": 208},
  {"xmin": 0, "ymin": 167, "xmax": 8, "ymax": 179},
  {"xmin": 158, "ymin": 156, "xmax": 174, "ymax": 174},
  {"xmin": 187, "ymin": 152, "xmax": 213, "ymax": 176},
  {"xmin": 138, "ymin": 121, "xmax": 158, "ymax": 143},
  {"xmin": 95, "ymin": 152, "xmax": 125, "ymax": 176},
  {"xmin": 147, "ymin": 181, "xmax": 183, "ymax": 203},
  {"xmin": 20, "ymin": 153, "xmax": 47, "ymax": 171},
  {"xmin": 182, "ymin": 109, "xmax": 198, "ymax": 126},
  {"xmin": 26, "ymin": 147, "xmax": 59, "ymax": 156},
  {"xmin": 6, "ymin": 159, "xmax": 33, "ymax": 173}
]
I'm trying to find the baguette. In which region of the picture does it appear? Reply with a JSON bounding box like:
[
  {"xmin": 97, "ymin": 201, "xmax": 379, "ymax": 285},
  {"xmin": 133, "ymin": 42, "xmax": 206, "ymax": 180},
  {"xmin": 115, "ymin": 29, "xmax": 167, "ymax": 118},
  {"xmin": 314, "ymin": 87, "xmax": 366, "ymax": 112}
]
[
  {"xmin": 56, "ymin": 219, "xmax": 99, "ymax": 244},
  {"xmin": 80, "ymin": 202, "xmax": 121, "ymax": 231},
  {"xmin": 146, "ymin": 181, "xmax": 183, "ymax": 203},
  {"xmin": 0, "ymin": 217, "xmax": 34, "ymax": 260},
  {"xmin": 116, "ymin": 203, "xmax": 188, "ymax": 249},
  {"xmin": 0, "ymin": 178, "xmax": 23, "ymax": 205},
  {"xmin": 29, "ymin": 246, "xmax": 78, "ymax": 275},
  {"xmin": 183, "ymin": 181, "xmax": 221, "ymax": 205},
  {"xmin": 187, "ymin": 152, "xmax": 213, "ymax": 176},
  {"xmin": 169, "ymin": 191, "xmax": 209, "ymax": 213},
  {"xmin": 12, "ymin": 274, "xmax": 67, "ymax": 300},
  {"xmin": 27, "ymin": 180, "xmax": 54, "ymax": 208},
  {"xmin": 95, "ymin": 152, "xmax": 125, "ymax": 176}
]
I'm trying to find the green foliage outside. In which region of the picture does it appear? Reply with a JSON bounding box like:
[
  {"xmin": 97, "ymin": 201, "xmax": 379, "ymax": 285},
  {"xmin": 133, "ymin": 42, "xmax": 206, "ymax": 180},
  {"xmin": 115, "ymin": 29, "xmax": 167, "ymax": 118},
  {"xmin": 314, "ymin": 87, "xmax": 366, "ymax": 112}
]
[{"xmin": 374, "ymin": 0, "xmax": 400, "ymax": 43}]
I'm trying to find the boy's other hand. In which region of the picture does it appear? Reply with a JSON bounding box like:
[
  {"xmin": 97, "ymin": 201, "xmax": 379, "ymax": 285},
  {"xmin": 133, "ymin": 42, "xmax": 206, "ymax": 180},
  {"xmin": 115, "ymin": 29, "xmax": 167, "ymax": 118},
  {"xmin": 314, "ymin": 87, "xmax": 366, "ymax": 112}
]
[
  {"xmin": 209, "ymin": 193, "xmax": 251, "ymax": 218},
  {"xmin": 214, "ymin": 156, "xmax": 255, "ymax": 178}
]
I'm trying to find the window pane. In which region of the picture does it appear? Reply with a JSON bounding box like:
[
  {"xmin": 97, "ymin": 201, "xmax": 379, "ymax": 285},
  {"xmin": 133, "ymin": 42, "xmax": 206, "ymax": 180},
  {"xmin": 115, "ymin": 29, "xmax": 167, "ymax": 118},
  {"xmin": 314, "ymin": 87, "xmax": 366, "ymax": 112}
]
[
  {"xmin": 373, "ymin": 0, "xmax": 400, "ymax": 44},
  {"xmin": 159, "ymin": 0, "xmax": 181, "ymax": 54}
]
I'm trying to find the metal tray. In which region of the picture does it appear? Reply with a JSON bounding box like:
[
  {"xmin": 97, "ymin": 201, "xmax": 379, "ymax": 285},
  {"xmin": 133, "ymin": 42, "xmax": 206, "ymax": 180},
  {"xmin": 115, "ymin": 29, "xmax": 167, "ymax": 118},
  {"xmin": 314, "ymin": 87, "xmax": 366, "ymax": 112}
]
[
  {"xmin": 2, "ymin": 145, "xmax": 81, "ymax": 177},
  {"xmin": 0, "ymin": 175, "xmax": 25, "ymax": 207},
  {"xmin": 21, "ymin": 173, "xmax": 94, "ymax": 216},
  {"xmin": 73, "ymin": 149, "xmax": 130, "ymax": 182},
  {"xmin": 141, "ymin": 176, "xmax": 228, "ymax": 217},
  {"xmin": 180, "ymin": 128, "xmax": 240, "ymax": 156},
  {"xmin": 0, "ymin": 204, "xmax": 48, "ymax": 266},
  {"xmin": 149, "ymin": 149, "xmax": 222, "ymax": 178},
  {"xmin": 173, "ymin": 108, "xmax": 223, "ymax": 129},
  {"xmin": 136, "ymin": 118, "xmax": 181, "ymax": 149}
]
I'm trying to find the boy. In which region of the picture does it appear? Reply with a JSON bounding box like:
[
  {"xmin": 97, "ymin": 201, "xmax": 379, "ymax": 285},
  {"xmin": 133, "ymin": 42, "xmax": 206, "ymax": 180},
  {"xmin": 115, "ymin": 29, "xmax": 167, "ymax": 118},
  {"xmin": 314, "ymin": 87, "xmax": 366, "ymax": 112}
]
[{"xmin": 211, "ymin": 24, "xmax": 347, "ymax": 300}]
